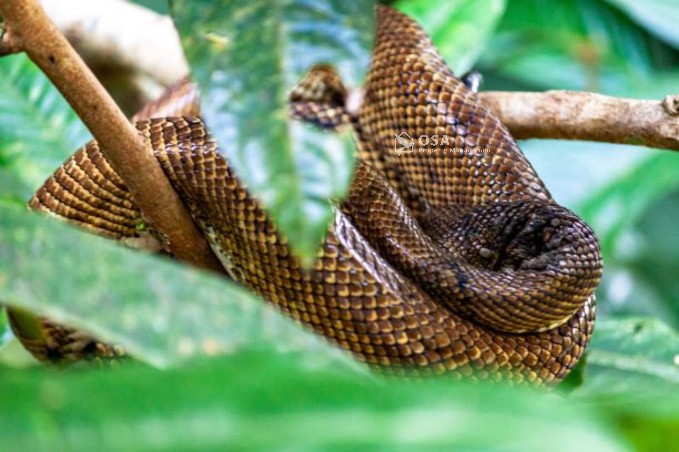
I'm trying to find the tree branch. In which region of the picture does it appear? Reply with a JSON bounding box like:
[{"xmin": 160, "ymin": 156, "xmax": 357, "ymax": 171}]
[
  {"xmin": 0, "ymin": 23, "xmax": 22, "ymax": 56},
  {"xmin": 0, "ymin": 0, "xmax": 224, "ymax": 273},
  {"xmin": 478, "ymin": 90, "xmax": 679, "ymax": 152}
]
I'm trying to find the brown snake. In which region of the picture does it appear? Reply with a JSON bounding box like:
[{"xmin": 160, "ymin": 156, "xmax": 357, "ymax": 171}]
[{"xmin": 7, "ymin": 6, "xmax": 602, "ymax": 385}]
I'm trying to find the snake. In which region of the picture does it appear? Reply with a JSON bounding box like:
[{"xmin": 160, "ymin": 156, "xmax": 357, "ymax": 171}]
[{"xmin": 6, "ymin": 6, "xmax": 602, "ymax": 385}]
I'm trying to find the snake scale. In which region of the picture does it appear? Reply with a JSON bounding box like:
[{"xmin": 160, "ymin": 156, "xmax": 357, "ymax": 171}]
[{"xmin": 7, "ymin": 6, "xmax": 602, "ymax": 384}]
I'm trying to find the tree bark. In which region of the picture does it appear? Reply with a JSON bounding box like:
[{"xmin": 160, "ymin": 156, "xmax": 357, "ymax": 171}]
[{"xmin": 478, "ymin": 90, "xmax": 679, "ymax": 152}]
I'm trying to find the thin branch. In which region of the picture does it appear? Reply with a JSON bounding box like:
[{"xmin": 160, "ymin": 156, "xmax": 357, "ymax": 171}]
[
  {"xmin": 478, "ymin": 90, "xmax": 679, "ymax": 152},
  {"xmin": 0, "ymin": 0, "xmax": 224, "ymax": 273}
]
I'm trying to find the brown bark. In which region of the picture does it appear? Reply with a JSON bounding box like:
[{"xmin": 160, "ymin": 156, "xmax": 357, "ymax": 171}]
[
  {"xmin": 478, "ymin": 90, "xmax": 679, "ymax": 151},
  {"xmin": 0, "ymin": 25, "xmax": 21, "ymax": 55},
  {"xmin": 0, "ymin": 0, "xmax": 224, "ymax": 273}
]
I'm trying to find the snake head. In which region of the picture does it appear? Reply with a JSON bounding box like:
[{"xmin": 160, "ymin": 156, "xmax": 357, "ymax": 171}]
[{"xmin": 423, "ymin": 201, "xmax": 603, "ymax": 333}]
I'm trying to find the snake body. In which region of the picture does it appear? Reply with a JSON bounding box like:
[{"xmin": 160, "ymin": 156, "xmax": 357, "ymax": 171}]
[{"xmin": 8, "ymin": 6, "xmax": 602, "ymax": 384}]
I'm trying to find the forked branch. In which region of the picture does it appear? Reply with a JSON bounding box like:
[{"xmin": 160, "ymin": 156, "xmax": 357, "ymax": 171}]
[{"xmin": 0, "ymin": 0, "xmax": 224, "ymax": 273}]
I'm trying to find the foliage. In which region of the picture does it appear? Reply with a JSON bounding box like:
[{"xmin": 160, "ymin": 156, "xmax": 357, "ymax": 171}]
[
  {"xmin": 0, "ymin": 204, "xmax": 351, "ymax": 368},
  {"xmin": 1, "ymin": 0, "xmax": 678, "ymax": 449},
  {"xmin": 0, "ymin": 348, "xmax": 632, "ymax": 451},
  {"xmin": 603, "ymin": 0, "xmax": 679, "ymax": 49},
  {"xmin": 172, "ymin": 0, "xmax": 373, "ymax": 263},
  {"xmin": 395, "ymin": 0, "xmax": 506, "ymax": 74},
  {"xmin": 0, "ymin": 54, "xmax": 90, "ymax": 202},
  {"xmin": 0, "ymin": 309, "xmax": 8, "ymax": 351}
]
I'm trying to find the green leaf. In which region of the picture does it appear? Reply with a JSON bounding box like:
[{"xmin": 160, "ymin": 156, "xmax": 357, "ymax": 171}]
[
  {"xmin": 0, "ymin": 350, "xmax": 627, "ymax": 451},
  {"xmin": 521, "ymin": 140, "xmax": 652, "ymax": 209},
  {"xmin": 631, "ymin": 191, "xmax": 679, "ymax": 322},
  {"xmin": 572, "ymin": 318, "xmax": 679, "ymax": 449},
  {"xmin": 578, "ymin": 152, "xmax": 679, "ymax": 259},
  {"xmin": 574, "ymin": 153, "xmax": 679, "ymax": 326},
  {"xmin": 576, "ymin": 318, "xmax": 679, "ymax": 394},
  {"xmin": 0, "ymin": 204, "xmax": 356, "ymax": 369},
  {"xmin": 171, "ymin": 0, "xmax": 373, "ymax": 263},
  {"xmin": 130, "ymin": 0, "xmax": 169, "ymax": 14},
  {"xmin": 0, "ymin": 309, "xmax": 9, "ymax": 350},
  {"xmin": 395, "ymin": 0, "xmax": 506, "ymax": 74},
  {"xmin": 603, "ymin": 0, "xmax": 679, "ymax": 49},
  {"xmin": 0, "ymin": 54, "xmax": 91, "ymax": 202},
  {"xmin": 482, "ymin": 0, "xmax": 675, "ymax": 95},
  {"xmin": 589, "ymin": 189, "xmax": 679, "ymax": 329}
]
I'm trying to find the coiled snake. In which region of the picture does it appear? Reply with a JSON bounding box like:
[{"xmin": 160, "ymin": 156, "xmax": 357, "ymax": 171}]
[{"xmin": 7, "ymin": 6, "xmax": 602, "ymax": 385}]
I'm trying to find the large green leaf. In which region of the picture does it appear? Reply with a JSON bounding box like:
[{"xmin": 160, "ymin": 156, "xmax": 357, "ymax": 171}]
[
  {"xmin": 395, "ymin": 0, "xmax": 506, "ymax": 74},
  {"xmin": 0, "ymin": 204, "xmax": 356, "ymax": 369},
  {"xmin": 0, "ymin": 54, "xmax": 91, "ymax": 202},
  {"xmin": 0, "ymin": 349, "xmax": 628, "ymax": 451},
  {"xmin": 171, "ymin": 0, "xmax": 374, "ymax": 263},
  {"xmin": 571, "ymin": 151, "xmax": 679, "ymax": 327},
  {"xmin": 603, "ymin": 0, "xmax": 679, "ymax": 49},
  {"xmin": 578, "ymin": 318, "xmax": 679, "ymax": 396},
  {"xmin": 572, "ymin": 318, "xmax": 679, "ymax": 448},
  {"xmin": 579, "ymin": 152, "xmax": 679, "ymax": 259},
  {"xmin": 630, "ymin": 191, "xmax": 679, "ymax": 322}
]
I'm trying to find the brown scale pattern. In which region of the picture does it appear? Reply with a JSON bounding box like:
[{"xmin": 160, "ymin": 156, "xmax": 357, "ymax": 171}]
[
  {"xmin": 29, "ymin": 141, "xmax": 141, "ymax": 239},
  {"xmin": 358, "ymin": 9, "xmax": 551, "ymax": 217},
  {"xmin": 343, "ymin": 171, "xmax": 600, "ymax": 334},
  {"xmin": 8, "ymin": 6, "xmax": 601, "ymax": 384},
  {"xmin": 144, "ymin": 117, "xmax": 596, "ymax": 383}
]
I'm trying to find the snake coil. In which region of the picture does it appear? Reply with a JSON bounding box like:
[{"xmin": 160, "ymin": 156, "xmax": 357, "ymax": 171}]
[{"xmin": 8, "ymin": 6, "xmax": 602, "ymax": 385}]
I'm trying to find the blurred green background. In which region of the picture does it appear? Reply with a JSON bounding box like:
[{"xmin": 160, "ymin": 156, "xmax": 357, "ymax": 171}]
[{"xmin": 1, "ymin": 0, "xmax": 679, "ymax": 450}]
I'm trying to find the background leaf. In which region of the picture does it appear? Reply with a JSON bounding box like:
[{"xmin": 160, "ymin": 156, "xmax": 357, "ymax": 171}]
[
  {"xmin": 171, "ymin": 0, "xmax": 374, "ymax": 262},
  {"xmin": 603, "ymin": 0, "xmax": 679, "ymax": 49},
  {"xmin": 577, "ymin": 318, "xmax": 679, "ymax": 394},
  {"xmin": 0, "ymin": 310, "xmax": 9, "ymax": 351},
  {"xmin": 131, "ymin": 0, "xmax": 170, "ymax": 15},
  {"xmin": 579, "ymin": 153, "xmax": 679, "ymax": 257},
  {"xmin": 0, "ymin": 54, "xmax": 91, "ymax": 202},
  {"xmin": 394, "ymin": 0, "xmax": 506, "ymax": 74},
  {"xmin": 479, "ymin": 0, "xmax": 679, "ymax": 94}
]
